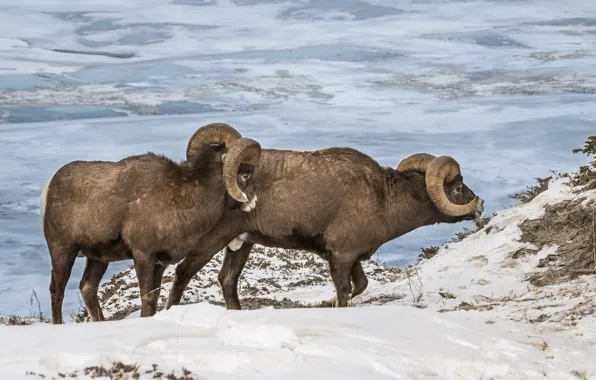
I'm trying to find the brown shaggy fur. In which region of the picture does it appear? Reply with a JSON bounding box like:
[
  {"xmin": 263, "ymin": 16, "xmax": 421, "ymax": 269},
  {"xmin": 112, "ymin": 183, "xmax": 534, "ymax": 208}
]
[
  {"xmin": 165, "ymin": 147, "xmax": 484, "ymax": 310},
  {"xmin": 43, "ymin": 144, "xmax": 256, "ymax": 324}
]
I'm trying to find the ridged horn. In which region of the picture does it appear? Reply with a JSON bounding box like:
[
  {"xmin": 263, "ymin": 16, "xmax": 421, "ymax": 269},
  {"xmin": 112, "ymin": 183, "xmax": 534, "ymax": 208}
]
[
  {"xmin": 222, "ymin": 138, "xmax": 262, "ymax": 202},
  {"xmin": 186, "ymin": 123, "xmax": 242, "ymax": 162},
  {"xmin": 396, "ymin": 153, "xmax": 437, "ymax": 173},
  {"xmin": 425, "ymin": 156, "xmax": 479, "ymax": 217}
]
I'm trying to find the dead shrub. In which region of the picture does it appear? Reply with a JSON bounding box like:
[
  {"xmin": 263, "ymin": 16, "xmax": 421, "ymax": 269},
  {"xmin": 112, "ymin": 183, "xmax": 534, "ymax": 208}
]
[
  {"xmin": 27, "ymin": 362, "xmax": 196, "ymax": 380},
  {"xmin": 449, "ymin": 216, "xmax": 493, "ymax": 243},
  {"xmin": 570, "ymin": 135, "xmax": 596, "ymax": 191},
  {"xmin": 0, "ymin": 315, "xmax": 33, "ymax": 326},
  {"xmin": 419, "ymin": 246, "xmax": 440, "ymax": 260},
  {"xmin": 509, "ymin": 176, "xmax": 552, "ymax": 205},
  {"xmin": 521, "ymin": 199, "xmax": 596, "ymax": 286}
]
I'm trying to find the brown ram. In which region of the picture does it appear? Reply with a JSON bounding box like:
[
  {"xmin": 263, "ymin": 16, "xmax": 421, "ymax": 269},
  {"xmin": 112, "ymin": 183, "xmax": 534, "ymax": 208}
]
[
  {"xmin": 164, "ymin": 133, "xmax": 484, "ymax": 310},
  {"xmin": 40, "ymin": 124, "xmax": 261, "ymax": 324}
]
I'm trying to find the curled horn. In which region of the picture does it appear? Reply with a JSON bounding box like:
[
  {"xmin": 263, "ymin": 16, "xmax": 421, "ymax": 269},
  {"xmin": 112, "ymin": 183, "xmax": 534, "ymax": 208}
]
[
  {"xmin": 186, "ymin": 123, "xmax": 242, "ymax": 162},
  {"xmin": 397, "ymin": 153, "xmax": 479, "ymax": 217},
  {"xmin": 186, "ymin": 123, "xmax": 261, "ymax": 203},
  {"xmin": 222, "ymin": 138, "xmax": 261, "ymax": 202},
  {"xmin": 396, "ymin": 153, "xmax": 436, "ymax": 173}
]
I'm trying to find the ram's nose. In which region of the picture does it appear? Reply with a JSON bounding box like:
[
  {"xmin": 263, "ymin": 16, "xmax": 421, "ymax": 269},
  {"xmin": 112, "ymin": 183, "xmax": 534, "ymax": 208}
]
[{"xmin": 474, "ymin": 198, "xmax": 485, "ymax": 219}]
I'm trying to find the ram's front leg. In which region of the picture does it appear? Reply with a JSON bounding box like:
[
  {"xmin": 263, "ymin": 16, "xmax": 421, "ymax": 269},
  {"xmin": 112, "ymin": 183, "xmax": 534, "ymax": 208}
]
[
  {"xmin": 132, "ymin": 250, "xmax": 158, "ymax": 317},
  {"xmin": 219, "ymin": 243, "xmax": 253, "ymax": 310},
  {"xmin": 327, "ymin": 254, "xmax": 355, "ymax": 307}
]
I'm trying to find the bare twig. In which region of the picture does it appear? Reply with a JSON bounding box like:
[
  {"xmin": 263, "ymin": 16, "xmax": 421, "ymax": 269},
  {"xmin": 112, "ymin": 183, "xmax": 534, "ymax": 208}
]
[
  {"xmin": 29, "ymin": 289, "xmax": 43, "ymax": 322},
  {"xmin": 592, "ymin": 210, "xmax": 596, "ymax": 270},
  {"xmin": 406, "ymin": 267, "xmax": 423, "ymax": 304},
  {"xmin": 514, "ymin": 164, "xmax": 538, "ymax": 181},
  {"xmin": 527, "ymin": 335, "xmax": 549, "ymax": 351}
]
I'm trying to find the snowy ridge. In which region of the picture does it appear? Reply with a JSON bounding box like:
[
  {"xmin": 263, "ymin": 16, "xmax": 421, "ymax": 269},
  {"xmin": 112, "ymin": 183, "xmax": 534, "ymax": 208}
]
[
  {"xmin": 2, "ymin": 178, "xmax": 596, "ymax": 379},
  {"xmin": 98, "ymin": 179, "xmax": 596, "ymax": 334}
]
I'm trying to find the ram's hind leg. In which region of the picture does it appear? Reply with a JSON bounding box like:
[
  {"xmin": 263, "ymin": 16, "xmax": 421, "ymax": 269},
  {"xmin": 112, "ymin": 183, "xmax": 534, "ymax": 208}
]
[
  {"xmin": 350, "ymin": 261, "xmax": 368, "ymax": 299},
  {"xmin": 48, "ymin": 241, "xmax": 79, "ymax": 324},
  {"xmin": 79, "ymin": 257, "xmax": 108, "ymax": 322},
  {"xmin": 150, "ymin": 263, "xmax": 167, "ymax": 315},
  {"xmin": 321, "ymin": 261, "xmax": 368, "ymax": 307},
  {"xmin": 219, "ymin": 243, "xmax": 253, "ymax": 310}
]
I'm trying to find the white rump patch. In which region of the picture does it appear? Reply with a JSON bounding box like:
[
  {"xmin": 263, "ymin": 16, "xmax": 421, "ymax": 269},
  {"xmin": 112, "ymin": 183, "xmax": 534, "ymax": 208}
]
[
  {"xmin": 227, "ymin": 233, "xmax": 249, "ymax": 251},
  {"xmin": 39, "ymin": 171, "xmax": 56, "ymax": 225}
]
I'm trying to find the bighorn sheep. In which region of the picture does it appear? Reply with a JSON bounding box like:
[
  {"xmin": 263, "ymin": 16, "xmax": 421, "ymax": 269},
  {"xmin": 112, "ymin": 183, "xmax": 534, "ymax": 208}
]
[
  {"xmin": 164, "ymin": 136, "xmax": 485, "ymax": 309},
  {"xmin": 40, "ymin": 124, "xmax": 261, "ymax": 324}
]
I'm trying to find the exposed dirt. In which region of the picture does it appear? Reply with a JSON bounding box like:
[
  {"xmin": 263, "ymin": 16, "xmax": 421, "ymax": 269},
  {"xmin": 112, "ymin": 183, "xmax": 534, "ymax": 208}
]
[
  {"xmin": 27, "ymin": 362, "xmax": 196, "ymax": 380},
  {"xmin": 569, "ymin": 165, "xmax": 596, "ymax": 192},
  {"xmin": 359, "ymin": 293, "xmax": 407, "ymax": 305},
  {"xmin": 520, "ymin": 198, "xmax": 596, "ymax": 286},
  {"xmin": 208, "ymin": 297, "xmax": 314, "ymax": 310}
]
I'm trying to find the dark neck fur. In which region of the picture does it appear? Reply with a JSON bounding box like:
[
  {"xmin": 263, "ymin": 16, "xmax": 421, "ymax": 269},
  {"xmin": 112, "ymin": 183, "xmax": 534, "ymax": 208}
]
[
  {"xmin": 382, "ymin": 168, "xmax": 440, "ymax": 240},
  {"xmin": 158, "ymin": 144, "xmax": 222, "ymax": 184}
]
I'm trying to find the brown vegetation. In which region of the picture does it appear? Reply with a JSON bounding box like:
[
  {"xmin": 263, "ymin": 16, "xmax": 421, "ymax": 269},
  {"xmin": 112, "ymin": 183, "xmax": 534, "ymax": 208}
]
[
  {"xmin": 27, "ymin": 362, "xmax": 195, "ymax": 380},
  {"xmin": 0, "ymin": 315, "xmax": 33, "ymax": 326},
  {"xmin": 518, "ymin": 136, "xmax": 596, "ymax": 286},
  {"xmin": 509, "ymin": 175, "xmax": 552, "ymax": 205},
  {"xmin": 521, "ymin": 198, "xmax": 595, "ymax": 286}
]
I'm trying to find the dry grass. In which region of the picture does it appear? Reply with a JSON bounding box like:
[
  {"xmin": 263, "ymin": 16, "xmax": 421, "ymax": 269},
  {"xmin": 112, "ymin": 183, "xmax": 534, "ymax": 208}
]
[
  {"xmin": 527, "ymin": 335, "xmax": 550, "ymax": 351},
  {"xmin": 26, "ymin": 362, "xmax": 196, "ymax": 380},
  {"xmin": 571, "ymin": 370, "xmax": 590, "ymax": 380},
  {"xmin": 419, "ymin": 246, "xmax": 440, "ymax": 260},
  {"xmin": 510, "ymin": 136, "xmax": 596, "ymax": 286},
  {"xmin": 508, "ymin": 176, "xmax": 552, "ymax": 205},
  {"xmin": 406, "ymin": 267, "xmax": 424, "ymax": 304},
  {"xmin": 1, "ymin": 289, "xmax": 47, "ymax": 326},
  {"xmin": 360, "ymin": 293, "xmax": 407, "ymax": 305},
  {"xmin": 448, "ymin": 216, "xmax": 493, "ymax": 243},
  {"xmin": 208, "ymin": 297, "xmax": 313, "ymax": 310},
  {"xmin": 520, "ymin": 198, "xmax": 596, "ymax": 286},
  {"xmin": 0, "ymin": 315, "xmax": 33, "ymax": 326},
  {"xmin": 417, "ymin": 215, "xmax": 493, "ymax": 262}
]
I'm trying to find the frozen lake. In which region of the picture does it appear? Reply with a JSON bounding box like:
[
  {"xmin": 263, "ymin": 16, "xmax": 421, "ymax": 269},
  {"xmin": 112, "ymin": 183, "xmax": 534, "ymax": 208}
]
[{"xmin": 1, "ymin": 0, "xmax": 595, "ymax": 317}]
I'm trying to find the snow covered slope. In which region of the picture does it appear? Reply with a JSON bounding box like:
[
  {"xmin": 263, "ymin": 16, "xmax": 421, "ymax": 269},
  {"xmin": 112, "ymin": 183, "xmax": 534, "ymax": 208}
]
[
  {"xmin": 1, "ymin": 176, "xmax": 595, "ymax": 379},
  {"xmin": 96, "ymin": 178, "xmax": 596, "ymax": 338},
  {"xmin": 1, "ymin": 302, "xmax": 593, "ymax": 380}
]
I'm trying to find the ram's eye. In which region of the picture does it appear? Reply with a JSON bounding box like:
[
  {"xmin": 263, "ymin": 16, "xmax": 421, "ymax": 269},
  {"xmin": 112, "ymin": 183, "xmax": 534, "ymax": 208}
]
[
  {"xmin": 454, "ymin": 185, "xmax": 462, "ymax": 194},
  {"xmin": 241, "ymin": 174, "xmax": 251, "ymax": 182}
]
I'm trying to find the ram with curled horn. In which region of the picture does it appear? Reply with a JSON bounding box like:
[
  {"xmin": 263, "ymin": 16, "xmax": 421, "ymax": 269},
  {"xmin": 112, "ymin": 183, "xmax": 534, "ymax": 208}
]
[
  {"xmin": 164, "ymin": 142, "xmax": 484, "ymax": 310},
  {"xmin": 40, "ymin": 123, "xmax": 261, "ymax": 324}
]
